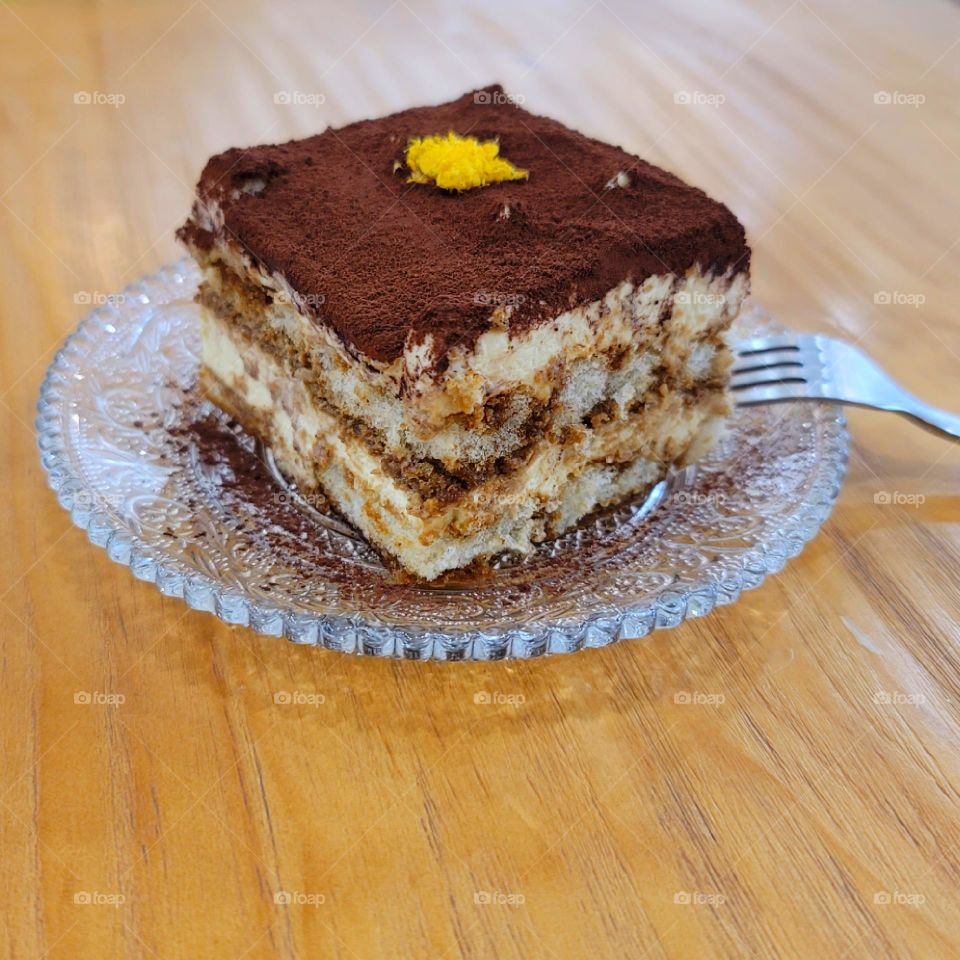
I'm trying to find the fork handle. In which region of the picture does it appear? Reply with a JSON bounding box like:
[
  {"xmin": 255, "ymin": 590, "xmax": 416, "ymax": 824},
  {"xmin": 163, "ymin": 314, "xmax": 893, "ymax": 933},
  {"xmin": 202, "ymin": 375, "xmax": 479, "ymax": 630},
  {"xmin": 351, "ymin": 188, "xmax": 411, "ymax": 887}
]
[{"xmin": 891, "ymin": 398, "xmax": 960, "ymax": 441}]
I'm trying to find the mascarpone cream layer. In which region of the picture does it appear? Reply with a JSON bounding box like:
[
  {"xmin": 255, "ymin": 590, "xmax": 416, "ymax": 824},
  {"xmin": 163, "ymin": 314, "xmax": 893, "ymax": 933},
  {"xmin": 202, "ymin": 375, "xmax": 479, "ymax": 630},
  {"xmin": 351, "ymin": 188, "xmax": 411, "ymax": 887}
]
[{"xmin": 201, "ymin": 311, "xmax": 727, "ymax": 579}]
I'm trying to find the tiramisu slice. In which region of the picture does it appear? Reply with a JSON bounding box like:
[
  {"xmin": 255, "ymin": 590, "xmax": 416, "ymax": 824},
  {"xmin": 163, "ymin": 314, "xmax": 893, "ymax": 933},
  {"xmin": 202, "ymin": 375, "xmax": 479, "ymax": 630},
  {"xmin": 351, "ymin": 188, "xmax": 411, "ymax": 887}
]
[{"xmin": 178, "ymin": 86, "xmax": 750, "ymax": 580}]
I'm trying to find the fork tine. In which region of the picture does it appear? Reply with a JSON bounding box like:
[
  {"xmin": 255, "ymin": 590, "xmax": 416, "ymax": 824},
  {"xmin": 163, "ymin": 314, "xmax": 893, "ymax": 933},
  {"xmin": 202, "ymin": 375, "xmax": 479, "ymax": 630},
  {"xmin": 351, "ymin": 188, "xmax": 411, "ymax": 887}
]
[
  {"xmin": 735, "ymin": 334, "xmax": 806, "ymax": 356},
  {"xmin": 730, "ymin": 365, "xmax": 808, "ymax": 389},
  {"xmin": 732, "ymin": 348, "xmax": 808, "ymax": 373},
  {"xmin": 733, "ymin": 382, "xmax": 816, "ymax": 406}
]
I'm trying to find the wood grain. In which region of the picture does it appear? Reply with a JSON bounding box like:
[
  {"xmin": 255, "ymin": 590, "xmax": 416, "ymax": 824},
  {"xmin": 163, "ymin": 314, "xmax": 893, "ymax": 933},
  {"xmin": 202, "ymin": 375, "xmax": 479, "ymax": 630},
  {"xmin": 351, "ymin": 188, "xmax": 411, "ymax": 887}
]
[{"xmin": 2, "ymin": 0, "xmax": 959, "ymax": 957}]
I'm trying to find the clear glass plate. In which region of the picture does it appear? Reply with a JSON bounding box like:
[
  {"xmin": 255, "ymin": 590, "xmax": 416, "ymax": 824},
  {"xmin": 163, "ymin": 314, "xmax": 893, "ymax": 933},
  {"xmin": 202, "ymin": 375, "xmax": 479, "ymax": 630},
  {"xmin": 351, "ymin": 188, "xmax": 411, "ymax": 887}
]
[{"xmin": 36, "ymin": 260, "xmax": 848, "ymax": 660}]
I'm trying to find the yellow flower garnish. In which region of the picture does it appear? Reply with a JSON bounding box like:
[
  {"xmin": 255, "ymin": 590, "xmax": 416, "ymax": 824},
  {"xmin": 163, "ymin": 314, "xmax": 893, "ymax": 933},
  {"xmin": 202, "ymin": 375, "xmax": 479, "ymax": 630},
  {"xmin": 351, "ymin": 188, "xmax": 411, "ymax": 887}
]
[{"xmin": 405, "ymin": 132, "xmax": 528, "ymax": 192}]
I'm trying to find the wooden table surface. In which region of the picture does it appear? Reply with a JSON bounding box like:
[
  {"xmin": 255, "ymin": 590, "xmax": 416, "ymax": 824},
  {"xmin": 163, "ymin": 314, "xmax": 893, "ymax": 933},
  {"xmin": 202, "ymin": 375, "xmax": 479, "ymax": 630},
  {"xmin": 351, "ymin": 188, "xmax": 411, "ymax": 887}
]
[{"xmin": 2, "ymin": 0, "xmax": 959, "ymax": 957}]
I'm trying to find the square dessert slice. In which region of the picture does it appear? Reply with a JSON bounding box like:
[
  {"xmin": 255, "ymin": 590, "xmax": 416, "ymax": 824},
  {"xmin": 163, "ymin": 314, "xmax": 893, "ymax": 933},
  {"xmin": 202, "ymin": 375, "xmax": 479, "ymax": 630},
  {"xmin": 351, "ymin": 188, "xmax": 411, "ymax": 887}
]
[{"xmin": 177, "ymin": 85, "xmax": 750, "ymax": 580}]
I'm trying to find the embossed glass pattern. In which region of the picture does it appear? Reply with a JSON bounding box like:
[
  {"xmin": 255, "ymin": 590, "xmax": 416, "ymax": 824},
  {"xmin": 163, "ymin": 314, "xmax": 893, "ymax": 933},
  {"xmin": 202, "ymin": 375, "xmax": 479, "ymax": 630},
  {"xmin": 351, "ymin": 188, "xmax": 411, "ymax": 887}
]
[{"xmin": 37, "ymin": 261, "xmax": 848, "ymax": 659}]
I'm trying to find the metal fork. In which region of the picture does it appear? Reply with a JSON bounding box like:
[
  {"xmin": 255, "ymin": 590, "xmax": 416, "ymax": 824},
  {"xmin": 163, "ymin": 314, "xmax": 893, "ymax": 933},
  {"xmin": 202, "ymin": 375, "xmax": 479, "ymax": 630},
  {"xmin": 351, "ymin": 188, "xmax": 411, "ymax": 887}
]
[{"xmin": 731, "ymin": 333, "xmax": 960, "ymax": 441}]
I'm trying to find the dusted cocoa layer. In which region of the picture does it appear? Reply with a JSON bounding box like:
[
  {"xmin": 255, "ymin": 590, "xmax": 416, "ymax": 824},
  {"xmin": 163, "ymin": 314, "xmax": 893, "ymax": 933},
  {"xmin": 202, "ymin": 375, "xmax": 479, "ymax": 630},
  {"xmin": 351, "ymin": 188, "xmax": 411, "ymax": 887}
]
[{"xmin": 177, "ymin": 85, "xmax": 749, "ymax": 366}]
